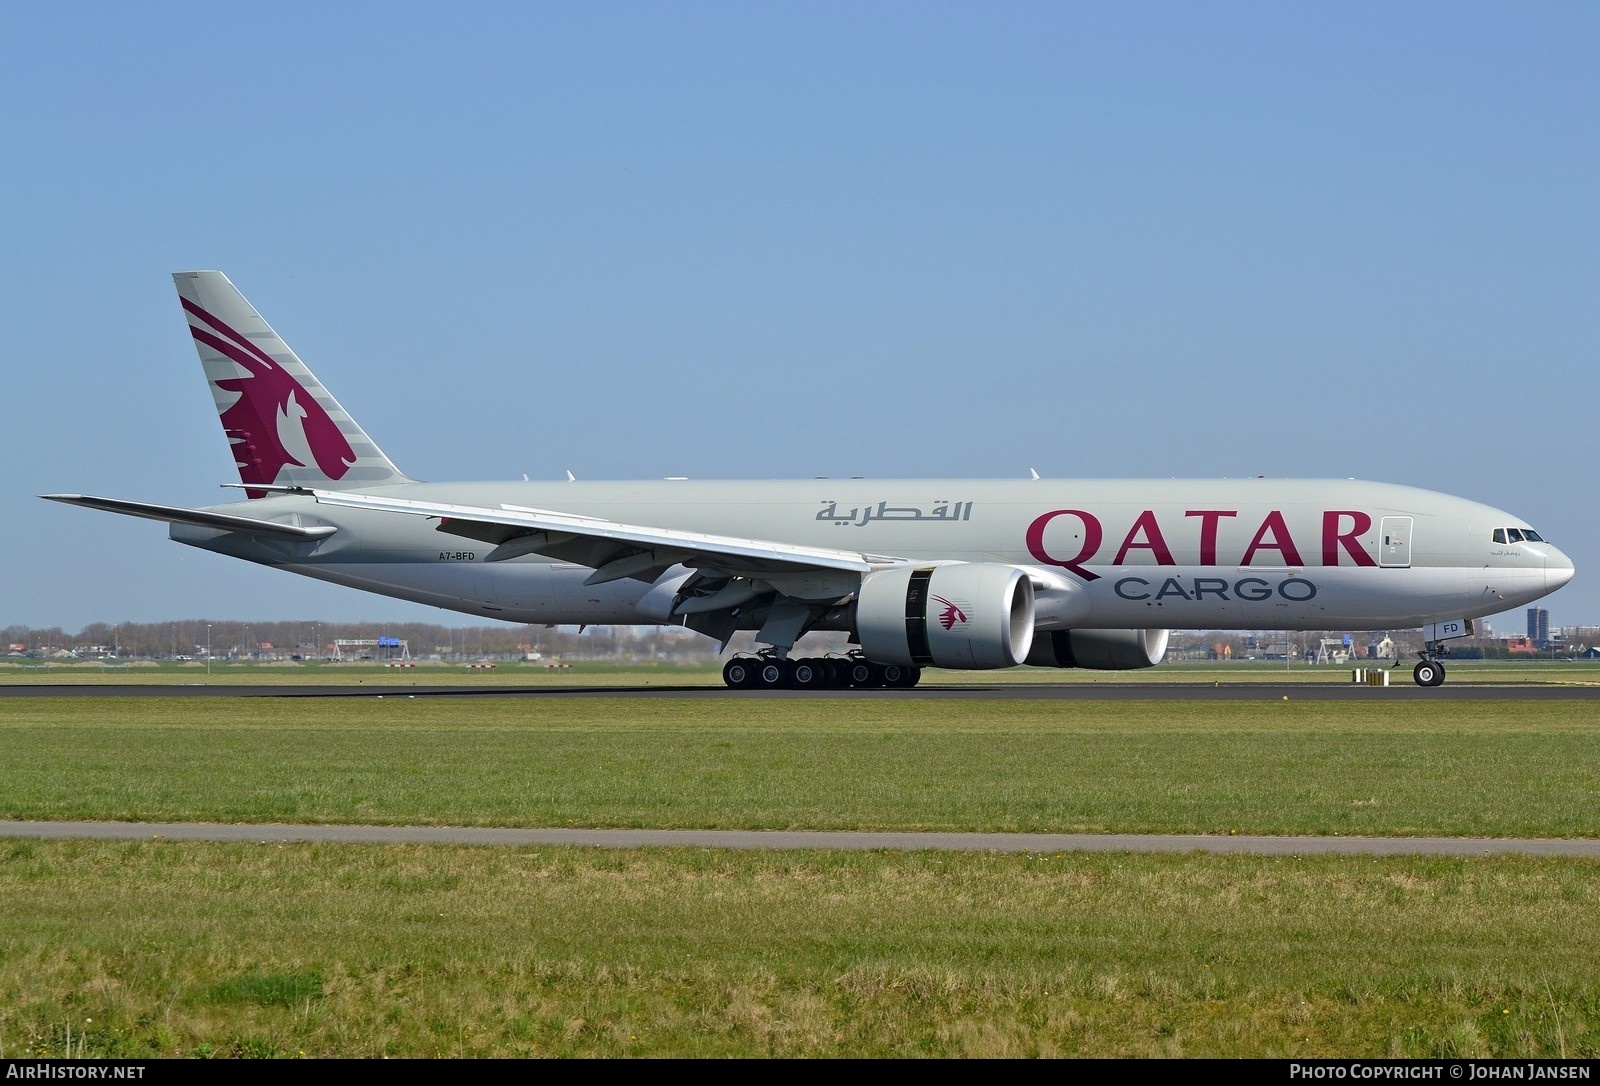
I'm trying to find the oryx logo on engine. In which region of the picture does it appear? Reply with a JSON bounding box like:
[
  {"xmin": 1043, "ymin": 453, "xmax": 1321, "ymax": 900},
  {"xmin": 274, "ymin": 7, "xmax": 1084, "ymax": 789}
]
[{"xmin": 932, "ymin": 594, "xmax": 968, "ymax": 630}]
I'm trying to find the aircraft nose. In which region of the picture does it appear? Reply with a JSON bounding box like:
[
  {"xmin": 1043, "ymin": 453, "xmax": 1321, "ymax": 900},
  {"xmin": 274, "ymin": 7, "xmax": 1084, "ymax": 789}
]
[{"xmin": 1547, "ymin": 546, "xmax": 1576, "ymax": 590}]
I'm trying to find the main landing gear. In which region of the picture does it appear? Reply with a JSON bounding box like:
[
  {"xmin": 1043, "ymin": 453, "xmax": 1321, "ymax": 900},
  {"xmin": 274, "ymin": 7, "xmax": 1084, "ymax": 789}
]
[{"xmin": 721, "ymin": 653, "xmax": 921, "ymax": 690}]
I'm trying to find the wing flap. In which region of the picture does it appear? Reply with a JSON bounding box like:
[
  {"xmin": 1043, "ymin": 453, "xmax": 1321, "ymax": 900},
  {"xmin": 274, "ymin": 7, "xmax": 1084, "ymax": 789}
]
[{"xmin": 306, "ymin": 490, "xmax": 897, "ymax": 577}]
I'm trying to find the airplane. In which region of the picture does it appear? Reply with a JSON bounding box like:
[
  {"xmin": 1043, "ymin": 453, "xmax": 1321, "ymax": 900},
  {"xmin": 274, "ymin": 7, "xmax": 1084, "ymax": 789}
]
[{"xmin": 43, "ymin": 271, "xmax": 1575, "ymax": 690}]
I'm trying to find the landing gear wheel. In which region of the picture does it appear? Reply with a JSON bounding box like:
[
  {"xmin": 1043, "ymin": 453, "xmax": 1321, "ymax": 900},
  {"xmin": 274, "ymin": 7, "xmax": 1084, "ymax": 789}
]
[
  {"xmin": 888, "ymin": 665, "xmax": 922, "ymax": 689},
  {"xmin": 789, "ymin": 658, "xmax": 824, "ymax": 690},
  {"xmin": 879, "ymin": 664, "xmax": 921, "ymax": 688},
  {"xmin": 847, "ymin": 660, "xmax": 883, "ymax": 688},
  {"xmin": 755, "ymin": 658, "xmax": 792, "ymax": 689},
  {"xmin": 722, "ymin": 658, "xmax": 758, "ymax": 689},
  {"xmin": 1413, "ymin": 660, "xmax": 1445, "ymax": 688}
]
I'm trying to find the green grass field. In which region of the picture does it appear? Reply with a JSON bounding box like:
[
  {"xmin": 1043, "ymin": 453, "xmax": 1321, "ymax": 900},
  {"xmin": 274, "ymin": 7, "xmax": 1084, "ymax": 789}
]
[{"xmin": 2, "ymin": 670, "xmax": 1598, "ymax": 1058}]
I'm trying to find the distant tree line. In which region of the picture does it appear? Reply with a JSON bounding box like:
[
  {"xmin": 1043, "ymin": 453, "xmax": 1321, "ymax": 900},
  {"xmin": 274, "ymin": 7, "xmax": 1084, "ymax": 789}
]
[
  {"xmin": 0, "ymin": 619, "xmax": 726, "ymax": 662},
  {"xmin": 6, "ymin": 621, "xmax": 1592, "ymax": 664}
]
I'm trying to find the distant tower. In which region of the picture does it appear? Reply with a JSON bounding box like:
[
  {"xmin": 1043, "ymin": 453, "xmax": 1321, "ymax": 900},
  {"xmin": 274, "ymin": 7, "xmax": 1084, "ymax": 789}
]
[{"xmin": 1527, "ymin": 607, "xmax": 1550, "ymax": 646}]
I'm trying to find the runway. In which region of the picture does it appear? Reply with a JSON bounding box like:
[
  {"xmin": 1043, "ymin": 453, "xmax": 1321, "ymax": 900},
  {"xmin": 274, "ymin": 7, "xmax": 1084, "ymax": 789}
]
[{"xmin": 4, "ymin": 680, "xmax": 1600, "ymax": 700}]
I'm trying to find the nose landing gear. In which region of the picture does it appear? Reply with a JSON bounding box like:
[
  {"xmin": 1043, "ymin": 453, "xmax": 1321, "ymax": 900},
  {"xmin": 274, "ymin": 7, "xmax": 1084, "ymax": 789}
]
[
  {"xmin": 1412, "ymin": 657, "xmax": 1446, "ymax": 688},
  {"xmin": 1411, "ymin": 619, "xmax": 1475, "ymax": 688}
]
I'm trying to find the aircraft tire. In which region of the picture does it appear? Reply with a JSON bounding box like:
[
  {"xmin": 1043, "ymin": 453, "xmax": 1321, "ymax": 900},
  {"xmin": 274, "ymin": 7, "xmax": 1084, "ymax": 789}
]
[
  {"xmin": 723, "ymin": 658, "xmax": 758, "ymax": 689},
  {"xmin": 887, "ymin": 665, "xmax": 922, "ymax": 689},
  {"xmin": 848, "ymin": 660, "xmax": 884, "ymax": 688},
  {"xmin": 789, "ymin": 658, "xmax": 824, "ymax": 690},
  {"xmin": 755, "ymin": 658, "xmax": 791, "ymax": 689},
  {"xmin": 1413, "ymin": 660, "xmax": 1445, "ymax": 688}
]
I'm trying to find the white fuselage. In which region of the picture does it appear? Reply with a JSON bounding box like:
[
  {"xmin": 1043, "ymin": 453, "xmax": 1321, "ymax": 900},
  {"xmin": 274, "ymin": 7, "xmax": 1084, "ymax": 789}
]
[{"xmin": 172, "ymin": 477, "xmax": 1575, "ymax": 633}]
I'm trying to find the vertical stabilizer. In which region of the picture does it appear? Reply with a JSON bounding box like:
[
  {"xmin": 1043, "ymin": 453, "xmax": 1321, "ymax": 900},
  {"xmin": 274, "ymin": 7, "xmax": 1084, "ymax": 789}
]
[{"xmin": 173, "ymin": 270, "xmax": 410, "ymax": 497}]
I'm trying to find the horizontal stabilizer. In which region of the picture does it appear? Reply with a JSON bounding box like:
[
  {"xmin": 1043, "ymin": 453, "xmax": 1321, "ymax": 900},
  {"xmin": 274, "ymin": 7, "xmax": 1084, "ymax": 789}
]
[{"xmin": 41, "ymin": 494, "xmax": 337, "ymax": 540}]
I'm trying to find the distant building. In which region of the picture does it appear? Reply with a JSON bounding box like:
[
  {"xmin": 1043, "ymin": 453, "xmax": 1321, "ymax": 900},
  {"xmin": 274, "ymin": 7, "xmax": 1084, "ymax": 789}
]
[
  {"xmin": 1528, "ymin": 608, "xmax": 1551, "ymax": 646},
  {"xmin": 1503, "ymin": 635, "xmax": 1538, "ymax": 655}
]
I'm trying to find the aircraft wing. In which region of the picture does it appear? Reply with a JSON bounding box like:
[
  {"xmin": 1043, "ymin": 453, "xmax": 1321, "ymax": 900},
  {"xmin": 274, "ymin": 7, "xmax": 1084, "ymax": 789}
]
[
  {"xmin": 40, "ymin": 494, "xmax": 338, "ymax": 540},
  {"xmin": 303, "ymin": 489, "xmax": 906, "ymax": 584}
]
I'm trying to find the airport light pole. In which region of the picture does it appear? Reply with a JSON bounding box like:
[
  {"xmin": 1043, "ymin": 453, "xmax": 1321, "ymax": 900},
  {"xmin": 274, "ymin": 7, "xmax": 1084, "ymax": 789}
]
[{"xmin": 206, "ymin": 624, "xmax": 212, "ymax": 677}]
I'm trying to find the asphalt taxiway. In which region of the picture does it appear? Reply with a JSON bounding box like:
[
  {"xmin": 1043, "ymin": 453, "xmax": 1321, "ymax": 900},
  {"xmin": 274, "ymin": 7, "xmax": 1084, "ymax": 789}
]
[
  {"xmin": 3, "ymin": 680, "xmax": 1599, "ymax": 700},
  {"xmin": 1, "ymin": 820, "xmax": 1597, "ymax": 857}
]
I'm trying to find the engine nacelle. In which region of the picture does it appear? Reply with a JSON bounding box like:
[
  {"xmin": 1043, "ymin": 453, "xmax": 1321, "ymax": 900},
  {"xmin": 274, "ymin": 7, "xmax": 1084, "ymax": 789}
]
[
  {"xmin": 855, "ymin": 563, "xmax": 1035, "ymax": 669},
  {"xmin": 1025, "ymin": 628, "xmax": 1169, "ymax": 670}
]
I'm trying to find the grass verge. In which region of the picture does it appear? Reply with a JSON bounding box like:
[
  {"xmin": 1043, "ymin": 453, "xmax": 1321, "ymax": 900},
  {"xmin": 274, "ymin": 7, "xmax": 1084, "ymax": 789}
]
[{"xmin": 2, "ymin": 691, "xmax": 1598, "ymax": 1057}]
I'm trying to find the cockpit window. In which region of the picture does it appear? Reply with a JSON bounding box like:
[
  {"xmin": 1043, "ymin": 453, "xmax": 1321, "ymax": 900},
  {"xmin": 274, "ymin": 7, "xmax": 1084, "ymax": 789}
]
[
  {"xmin": 1507, "ymin": 529, "xmax": 1525, "ymax": 542},
  {"xmin": 1494, "ymin": 527, "xmax": 1546, "ymax": 544},
  {"xmin": 1493, "ymin": 529, "xmax": 1507, "ymax": 544},
  {"xmin": 1522, "ymin": 529, "xmax": 1544, "ymax": 542}
]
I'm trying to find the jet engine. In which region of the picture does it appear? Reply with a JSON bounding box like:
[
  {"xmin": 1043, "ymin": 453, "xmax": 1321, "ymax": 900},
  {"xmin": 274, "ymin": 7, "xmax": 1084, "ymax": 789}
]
[
  {"xmin": 1025, "ymin": 628, "xmax": 1170, "ymax": 670},
  {"xmin": 854, "ymin": 563, "xmax": 1035, "ymax": 669}
]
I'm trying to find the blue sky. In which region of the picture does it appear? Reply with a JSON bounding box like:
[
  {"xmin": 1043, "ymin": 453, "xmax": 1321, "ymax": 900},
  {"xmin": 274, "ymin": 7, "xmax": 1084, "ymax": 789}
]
[{"xmin": 5, "ymin": 2, "xmax": 1595, "ymax": 635}]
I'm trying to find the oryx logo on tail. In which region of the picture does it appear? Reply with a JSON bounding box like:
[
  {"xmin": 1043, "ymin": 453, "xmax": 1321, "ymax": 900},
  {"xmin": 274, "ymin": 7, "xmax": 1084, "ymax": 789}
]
[{"xmin": 182, "ymin": 297, "xmax": 355, "ymax": 497}]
